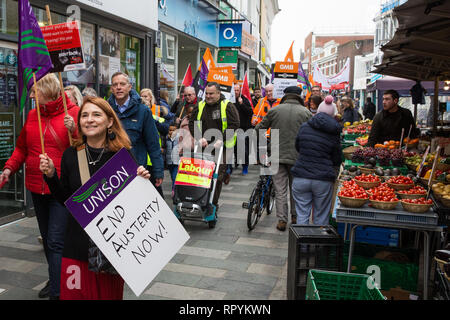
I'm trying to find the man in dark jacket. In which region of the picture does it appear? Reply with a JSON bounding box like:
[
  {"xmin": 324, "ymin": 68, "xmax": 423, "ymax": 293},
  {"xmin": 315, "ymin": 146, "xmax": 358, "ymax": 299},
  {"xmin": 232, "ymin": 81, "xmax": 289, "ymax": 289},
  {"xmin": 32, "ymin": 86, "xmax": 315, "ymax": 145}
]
[
  {"xmin": 255, "ymin": 86, "xmax": 312, "ymax": 231},
  {"xmin": 233, "ymin": 84, "xmax": 253, "ymax": 175},
  {"xmin": 363, "ymin": 97, "xmax": 376, "ymax": 120},
  {"xmin": 252, "ymin": 87, "xmax": 262, "ymax": 107},
  {"xmin": 108, "ymin": 72, "xmax": 164, "ymax": 187},
  {"xmin": 173, "ymin": 86, "xmax": 198, "ymax": 121},
  {"xmin": 367, "ymin": 89, "xmax": 417, "ymax": 147},
  {"xmin": 189, "ymin": 82, "xmax": 240, "ymax": 210}
]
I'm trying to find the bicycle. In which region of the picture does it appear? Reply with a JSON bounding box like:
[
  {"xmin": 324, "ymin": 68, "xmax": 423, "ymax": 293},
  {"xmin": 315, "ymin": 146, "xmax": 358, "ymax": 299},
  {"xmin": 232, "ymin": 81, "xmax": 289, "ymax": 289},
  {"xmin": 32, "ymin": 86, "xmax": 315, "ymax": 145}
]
[{"xmin": 242, "ymin": 145, "xmax": 275, "ymax": 230}]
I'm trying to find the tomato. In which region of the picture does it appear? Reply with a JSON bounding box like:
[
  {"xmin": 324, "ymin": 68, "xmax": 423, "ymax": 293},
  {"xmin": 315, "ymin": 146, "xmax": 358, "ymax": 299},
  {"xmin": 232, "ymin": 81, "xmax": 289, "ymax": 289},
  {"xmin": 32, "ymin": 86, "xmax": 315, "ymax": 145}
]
[
  {"xmin": 402, "ymin": 198, "xmax": 432, "ymax": 205},
  {"xmin": 387, "ymin": 176, "xmax": 414, "ymax": 185}
]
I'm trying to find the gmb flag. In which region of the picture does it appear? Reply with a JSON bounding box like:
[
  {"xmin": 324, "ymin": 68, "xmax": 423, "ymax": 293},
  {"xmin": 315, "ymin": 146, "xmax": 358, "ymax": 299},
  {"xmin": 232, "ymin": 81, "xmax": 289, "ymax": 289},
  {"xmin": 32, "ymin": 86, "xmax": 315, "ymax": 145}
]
[{"xmin": 18, "ymin": 0, "xmax": 53, "ymax": 113}]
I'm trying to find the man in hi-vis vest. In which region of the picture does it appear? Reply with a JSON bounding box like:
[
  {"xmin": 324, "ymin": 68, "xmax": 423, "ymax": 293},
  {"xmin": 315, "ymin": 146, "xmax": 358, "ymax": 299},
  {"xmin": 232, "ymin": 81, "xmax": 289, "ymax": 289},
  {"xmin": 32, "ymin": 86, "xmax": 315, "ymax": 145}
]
[{"xmin": 189, "ymin": 82, "xmax": 240, "ymax": 211}]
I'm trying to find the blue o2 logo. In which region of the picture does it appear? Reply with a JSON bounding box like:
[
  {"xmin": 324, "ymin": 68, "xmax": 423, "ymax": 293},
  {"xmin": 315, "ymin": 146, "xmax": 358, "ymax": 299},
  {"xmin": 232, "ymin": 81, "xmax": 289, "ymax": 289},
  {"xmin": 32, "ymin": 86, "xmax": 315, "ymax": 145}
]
[{"xmin": 219, "ymin": 23, "xmax": 242, "ymax": 48}]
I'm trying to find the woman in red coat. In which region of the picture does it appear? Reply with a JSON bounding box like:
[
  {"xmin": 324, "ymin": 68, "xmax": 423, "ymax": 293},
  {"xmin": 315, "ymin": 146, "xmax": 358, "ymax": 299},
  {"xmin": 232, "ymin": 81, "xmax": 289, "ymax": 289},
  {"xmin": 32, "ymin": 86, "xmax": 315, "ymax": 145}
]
[{"xmin": 0, "ymin": 73, "xmax": 80, "ymax": 300}]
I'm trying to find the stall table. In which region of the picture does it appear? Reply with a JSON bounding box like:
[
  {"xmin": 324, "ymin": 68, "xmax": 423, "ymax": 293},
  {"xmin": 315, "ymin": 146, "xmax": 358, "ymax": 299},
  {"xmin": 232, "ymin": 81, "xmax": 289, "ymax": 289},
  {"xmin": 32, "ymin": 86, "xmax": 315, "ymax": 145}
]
[{"xmin": 336, "ymin": 201, "xmax": 446, "ymax": 300}]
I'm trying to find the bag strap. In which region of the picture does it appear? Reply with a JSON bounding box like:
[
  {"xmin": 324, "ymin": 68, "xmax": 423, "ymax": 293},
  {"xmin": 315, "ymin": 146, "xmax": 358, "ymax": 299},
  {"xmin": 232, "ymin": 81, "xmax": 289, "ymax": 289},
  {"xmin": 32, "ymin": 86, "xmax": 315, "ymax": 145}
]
[{"xmin": 77, "ymin": 145, "xmax": 90, "ymax": 185}]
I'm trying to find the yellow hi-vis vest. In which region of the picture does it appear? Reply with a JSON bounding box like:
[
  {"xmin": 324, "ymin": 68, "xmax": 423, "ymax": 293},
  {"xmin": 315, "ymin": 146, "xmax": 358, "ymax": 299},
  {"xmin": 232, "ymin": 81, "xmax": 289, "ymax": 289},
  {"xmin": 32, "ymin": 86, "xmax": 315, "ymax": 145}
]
[
  {"xmin": 197, "ymin": 100, "xmax": 236, "ymax": 149},
  {"xmin": 147, "ymin": 114, "xmax": 165, "ymax": 166}
]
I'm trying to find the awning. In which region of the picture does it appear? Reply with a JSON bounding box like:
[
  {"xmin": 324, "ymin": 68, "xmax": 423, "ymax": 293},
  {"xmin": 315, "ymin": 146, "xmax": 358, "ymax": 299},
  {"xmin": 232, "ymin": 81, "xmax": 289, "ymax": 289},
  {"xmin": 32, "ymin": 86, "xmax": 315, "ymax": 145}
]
[
  {"xmin": 372, "ymin": 0, "xmax": 450, "ymax": 81},
  {"xmin": 367, "ymin": 75, "xmax": 445, "ymax": 92}
]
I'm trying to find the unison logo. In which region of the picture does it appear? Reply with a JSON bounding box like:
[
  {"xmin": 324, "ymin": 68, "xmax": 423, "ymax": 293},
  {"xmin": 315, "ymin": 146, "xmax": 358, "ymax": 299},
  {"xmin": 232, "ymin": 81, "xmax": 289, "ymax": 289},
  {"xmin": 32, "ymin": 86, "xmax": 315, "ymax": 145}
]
[{"xmin": 72, "ymin": 166, "xmax": 131, "ymax": 214}]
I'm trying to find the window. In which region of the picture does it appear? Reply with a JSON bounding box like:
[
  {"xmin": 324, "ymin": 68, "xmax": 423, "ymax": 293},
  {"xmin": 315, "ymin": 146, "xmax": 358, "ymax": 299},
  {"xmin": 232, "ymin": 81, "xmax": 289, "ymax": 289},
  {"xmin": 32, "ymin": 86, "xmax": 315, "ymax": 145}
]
[
  {"xmin": 0, "ymin": 0, "xmax": 5, "ymax": 33},
  {"xmin": 166, "ymin": 34, "xmax": 175, "ymax": 60}
]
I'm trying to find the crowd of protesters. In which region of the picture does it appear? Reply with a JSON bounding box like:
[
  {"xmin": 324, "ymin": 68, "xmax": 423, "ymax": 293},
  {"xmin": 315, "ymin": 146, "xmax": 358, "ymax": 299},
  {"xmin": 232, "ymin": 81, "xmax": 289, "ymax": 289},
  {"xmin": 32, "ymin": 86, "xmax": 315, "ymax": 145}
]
[{"xmin": 0, "ymin": 69, "xmax": 379, "ymax": 299}]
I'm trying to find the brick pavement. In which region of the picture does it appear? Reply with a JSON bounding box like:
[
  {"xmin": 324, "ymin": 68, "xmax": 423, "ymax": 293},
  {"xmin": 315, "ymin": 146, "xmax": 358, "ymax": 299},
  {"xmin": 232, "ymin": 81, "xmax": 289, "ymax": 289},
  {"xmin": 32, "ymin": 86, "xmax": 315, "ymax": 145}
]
[{"xmin": 0, "ymin": 165, "xmax": 291, "ymax": 300}]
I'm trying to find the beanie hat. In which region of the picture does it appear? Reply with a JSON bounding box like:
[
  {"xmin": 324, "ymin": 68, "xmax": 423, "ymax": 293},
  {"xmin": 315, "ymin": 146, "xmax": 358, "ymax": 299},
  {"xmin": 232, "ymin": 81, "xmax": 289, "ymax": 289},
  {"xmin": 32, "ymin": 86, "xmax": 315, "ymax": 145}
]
[
  {"xmin": 317, "ymin": 95, "xmax": 337, "ymax": 117},
  {"xmin": 283, "ymin": 86, "xmax": 302, "ymax": 96}
]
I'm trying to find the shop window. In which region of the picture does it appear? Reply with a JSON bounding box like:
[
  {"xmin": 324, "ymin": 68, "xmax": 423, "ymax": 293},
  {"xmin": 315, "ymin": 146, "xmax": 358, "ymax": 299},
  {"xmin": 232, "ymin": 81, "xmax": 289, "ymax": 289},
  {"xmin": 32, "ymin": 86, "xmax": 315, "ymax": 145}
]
[
  {"xmin": 166, "ymin": 34, "xmax": 175, "ymax": 60},
  {"xmin": 98, "ymin": 27, "xmax": 141, "ymax": 99},
  {"xmin": 0, "ymin": 0, "xmax": 5, "ymax": 33},
  {"xmin": 0, "ymin": 0, "xmax": 17, "ymax": 36}
]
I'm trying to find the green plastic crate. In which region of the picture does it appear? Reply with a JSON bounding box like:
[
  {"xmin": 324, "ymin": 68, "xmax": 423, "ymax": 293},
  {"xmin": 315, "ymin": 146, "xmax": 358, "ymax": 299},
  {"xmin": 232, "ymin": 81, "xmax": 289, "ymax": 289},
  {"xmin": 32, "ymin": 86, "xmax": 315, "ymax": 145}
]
[
  {"xmin": 343, "ymin": 133, "xmax": 365, "ymax": 141},
  {"xmin": 306, "ymin": 269, "xmax": 385, "ymax": 300},
  {"xmin": 342, "ymin": 241, "xmax": 419, "ymax": 292}
]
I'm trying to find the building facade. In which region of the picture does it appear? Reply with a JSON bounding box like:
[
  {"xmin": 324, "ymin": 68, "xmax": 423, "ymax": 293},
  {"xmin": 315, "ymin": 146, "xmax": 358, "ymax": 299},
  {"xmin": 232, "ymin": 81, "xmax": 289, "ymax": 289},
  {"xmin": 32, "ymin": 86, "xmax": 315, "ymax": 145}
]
[{"xmin": 0, "ymin": 0, "xmax": 158, "ymax": 224}]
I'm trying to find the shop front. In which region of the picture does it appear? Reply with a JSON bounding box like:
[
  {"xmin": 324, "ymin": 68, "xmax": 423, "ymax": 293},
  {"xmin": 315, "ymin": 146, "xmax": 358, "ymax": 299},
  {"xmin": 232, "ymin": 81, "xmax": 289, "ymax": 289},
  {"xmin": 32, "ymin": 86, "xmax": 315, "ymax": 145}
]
[
  {"xmin": 157, "ymin": 0, "xmax": 221, "ymax": 105},
  {"xmin": 0, "ymin": 0, "xmax": 157, "ymax": 225}
]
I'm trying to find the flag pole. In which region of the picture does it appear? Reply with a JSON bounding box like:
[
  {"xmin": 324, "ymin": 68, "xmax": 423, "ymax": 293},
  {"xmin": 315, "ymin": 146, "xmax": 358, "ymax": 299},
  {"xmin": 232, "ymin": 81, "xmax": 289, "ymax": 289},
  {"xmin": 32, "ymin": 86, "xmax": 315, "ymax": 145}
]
[
  {"xmin": 33, "ymin": 72, "xmax": 45, "ymax": 156},
  {"xmin": 45, "ymin": 5, "xmax": 73, "ymax": 145},
  {"xmin": 178, "ymin": 64, "xmax": 192, "ymax": 120}
]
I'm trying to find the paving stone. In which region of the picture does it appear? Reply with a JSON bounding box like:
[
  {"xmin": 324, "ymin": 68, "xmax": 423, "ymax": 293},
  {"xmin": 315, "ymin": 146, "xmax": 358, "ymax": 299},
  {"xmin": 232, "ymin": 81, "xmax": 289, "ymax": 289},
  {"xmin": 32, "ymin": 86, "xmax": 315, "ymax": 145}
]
[
  {"xmin": 163, "ymin": 263, "xmax": 227, "ymax": 279},
  {"xmin": 246, "ymin": 263, "xmax": 284, "ymax": 277},
  {"xmin": 0, "ymin": 286, "xmax": 39, "ymax": 300},
  {"xmin": 152, "ymin": 270, "xmax": 202, "ymax": 287},
  {"xmin": 0, "ymin": 246, "xmax": 47, "ymax": 264},
  {"xmin": 224, "ymin": 270, "xmax": 278, "ymax": 288},
  {"xmin": 186, "ymin": 231, "xmax": 239, "ymax": 244},
  {"xmin": 0, "ymin": 270, "xmax": 47, "ymax": 289},
  {"xmin": 0, "ymin": 257, "xmax": 43, "ymax": 273},
  {"xmin": 0, "ymin": 241, "xmax": 44, "ymax": 252},
  {"xmin": 14, "ymin": 218, "xmax": 39, "ymax": 229},
  {"xmin": 17, "ymin": 235, "xmax": 46, "ymax": 246},
  {"xmin": 1, "ymin": 225, "xmax": 40, "ymax": 236},
  {"xmin": 178, "ymin": 245, "xmax": 231, "ymax": 260},
  {"xmin": 0, "ymin": 231, "xmax": 28, "ymax": 242},
  {"xmin": 182, "ymin": 256, "xmax": 250, "ymax": 273},
  {"xmin": 28, "ymin": 264, "xmax": 49, "ymax": 278},
  {"xmin": 228, "ymin": 251, "xmax": 286, "ymax": 267},
  {"xmin": 196, "ymin": 277, "xmax": 272, "ymax": 300},
  {"xmin": 236, "ymin": 237, "xmax": 288, "ymax": 249},
  {"xmin": 146, "ymin": 282, "xmax": 226, "ymax": 300},
  {"xmin": 190, "ymin": 240, "xmax": 288, "ymax": 258}
]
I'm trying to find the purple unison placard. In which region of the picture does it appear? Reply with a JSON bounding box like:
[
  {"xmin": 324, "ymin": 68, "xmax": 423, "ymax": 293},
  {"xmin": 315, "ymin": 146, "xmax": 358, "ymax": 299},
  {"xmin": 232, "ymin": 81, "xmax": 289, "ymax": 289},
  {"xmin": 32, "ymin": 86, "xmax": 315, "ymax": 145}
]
[{"xmin": 65, "ymin": 148, "xmax": 138, "ymax": 229}]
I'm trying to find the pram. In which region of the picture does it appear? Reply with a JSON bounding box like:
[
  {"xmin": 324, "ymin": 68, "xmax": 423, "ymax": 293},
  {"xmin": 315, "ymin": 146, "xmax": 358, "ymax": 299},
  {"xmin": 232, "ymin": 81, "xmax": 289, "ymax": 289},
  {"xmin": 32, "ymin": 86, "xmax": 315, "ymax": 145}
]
[{"xmin": 173, "ymin": 143, "xmax": 223, "ymax": 228}]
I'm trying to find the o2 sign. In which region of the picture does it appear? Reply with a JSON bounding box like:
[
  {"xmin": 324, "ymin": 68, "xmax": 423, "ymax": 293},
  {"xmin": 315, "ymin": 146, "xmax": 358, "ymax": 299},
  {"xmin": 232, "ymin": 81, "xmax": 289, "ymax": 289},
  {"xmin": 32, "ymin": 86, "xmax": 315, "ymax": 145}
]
[{"xmin": 219, "ymin": 23, "xmax": 242, "ymax": 48}]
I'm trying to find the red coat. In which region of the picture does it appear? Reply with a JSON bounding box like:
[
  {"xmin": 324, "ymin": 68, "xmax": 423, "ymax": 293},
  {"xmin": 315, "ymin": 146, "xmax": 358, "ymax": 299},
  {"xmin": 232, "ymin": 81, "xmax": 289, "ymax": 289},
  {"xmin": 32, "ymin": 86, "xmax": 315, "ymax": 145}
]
[{"xmin": 4, "ymin": 94, "xmax": 80, "ymax": 195}]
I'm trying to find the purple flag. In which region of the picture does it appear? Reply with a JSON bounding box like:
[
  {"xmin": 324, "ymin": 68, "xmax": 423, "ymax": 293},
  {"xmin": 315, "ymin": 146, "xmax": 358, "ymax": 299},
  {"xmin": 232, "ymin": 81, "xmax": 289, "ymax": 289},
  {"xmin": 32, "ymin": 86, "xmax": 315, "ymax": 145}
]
[
  {"xmin": 18, "ymin": 0, "xmax": 53, "ymax": 113},
  {"xmin": 191, "ymin": 58, "xmax": 209, "ymax": 99},
  {"xmin": 297, "ymin": 63, "xmax": 311, "ymax": 91}
]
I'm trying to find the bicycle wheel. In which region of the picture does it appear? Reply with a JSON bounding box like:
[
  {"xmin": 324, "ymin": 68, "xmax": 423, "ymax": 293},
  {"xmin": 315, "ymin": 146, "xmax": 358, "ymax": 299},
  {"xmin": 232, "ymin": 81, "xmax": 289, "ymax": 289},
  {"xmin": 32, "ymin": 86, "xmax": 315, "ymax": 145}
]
[
  {"xmin": 247, "ymin": 188, "xmax": 261, "ymax": 230},
  {"xmin": 266, "ymin": 182, "xmax": 276, "ymax": 215}
]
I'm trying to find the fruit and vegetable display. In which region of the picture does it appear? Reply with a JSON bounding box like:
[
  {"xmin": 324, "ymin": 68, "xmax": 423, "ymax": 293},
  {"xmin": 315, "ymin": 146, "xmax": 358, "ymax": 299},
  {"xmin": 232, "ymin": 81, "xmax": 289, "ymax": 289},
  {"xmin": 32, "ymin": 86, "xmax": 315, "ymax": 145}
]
[{"xmin": 337, "ymin": 171, "xmax": 436, "ymax": 212}]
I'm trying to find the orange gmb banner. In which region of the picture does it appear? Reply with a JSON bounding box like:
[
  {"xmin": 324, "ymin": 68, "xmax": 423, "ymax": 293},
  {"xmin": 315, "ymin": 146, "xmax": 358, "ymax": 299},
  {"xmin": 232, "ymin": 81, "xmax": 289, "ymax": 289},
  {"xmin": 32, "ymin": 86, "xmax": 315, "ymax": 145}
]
[
  {"xmin": 175, "ymin": 157, "xmax": 215, "ymax": 189},
  {"xmin": 207, "ymin": 67, "xmax": 235, "ymax": 86},
  {"xmin": 274, "ymin": 61, "xmax": 299, "ymax": 74}
]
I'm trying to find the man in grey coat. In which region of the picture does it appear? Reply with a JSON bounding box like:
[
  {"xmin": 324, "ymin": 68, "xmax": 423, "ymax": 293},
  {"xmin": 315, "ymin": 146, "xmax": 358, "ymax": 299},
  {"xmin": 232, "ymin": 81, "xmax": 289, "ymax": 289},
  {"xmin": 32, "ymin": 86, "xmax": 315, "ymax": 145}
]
[{"xmin": 255, "ymin": 86, "xmax": 312, "ymax": 231}]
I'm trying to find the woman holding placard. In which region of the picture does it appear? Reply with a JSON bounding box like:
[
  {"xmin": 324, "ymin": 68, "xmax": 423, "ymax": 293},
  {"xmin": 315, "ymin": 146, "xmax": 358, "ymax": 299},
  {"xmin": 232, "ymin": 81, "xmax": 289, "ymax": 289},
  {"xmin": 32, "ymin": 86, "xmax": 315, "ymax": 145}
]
[
  {"xmin": 0, "ymin": 73, "xmax": 79, "ymax": 300},
  {"xmin": 39, "ymin": 96, "xmax": 150, "ymax": 300}
]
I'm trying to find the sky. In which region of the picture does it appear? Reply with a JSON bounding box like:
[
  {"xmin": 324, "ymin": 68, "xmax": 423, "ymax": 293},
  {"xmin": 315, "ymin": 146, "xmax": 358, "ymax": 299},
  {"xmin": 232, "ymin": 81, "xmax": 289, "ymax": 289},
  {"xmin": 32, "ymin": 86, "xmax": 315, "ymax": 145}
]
[{"xmin": 270, "ymin": 0, "xmax": 383, "ymax": 62}]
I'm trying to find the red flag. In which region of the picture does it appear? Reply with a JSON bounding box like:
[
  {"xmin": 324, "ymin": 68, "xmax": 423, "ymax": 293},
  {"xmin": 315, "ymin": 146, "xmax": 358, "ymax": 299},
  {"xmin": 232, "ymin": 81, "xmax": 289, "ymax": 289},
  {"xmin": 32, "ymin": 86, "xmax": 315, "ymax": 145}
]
[
  {"xmin": 181, "ymin": 64, "xmax": 193, "ymax": 87},
  {"xmin": 241, "ymin": 72, "xmax": 253, "ymax": 108}
]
